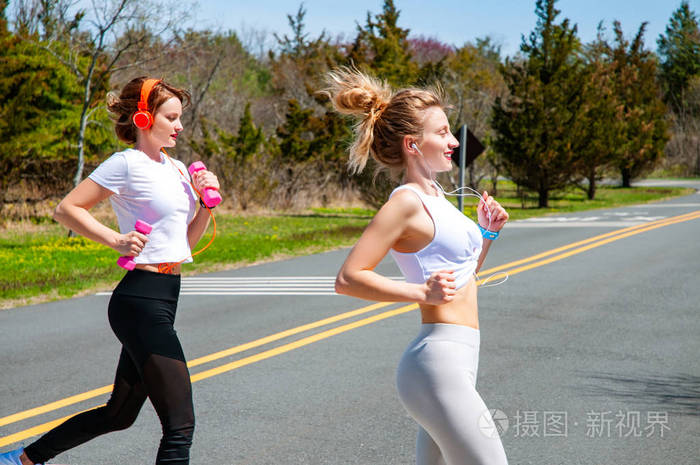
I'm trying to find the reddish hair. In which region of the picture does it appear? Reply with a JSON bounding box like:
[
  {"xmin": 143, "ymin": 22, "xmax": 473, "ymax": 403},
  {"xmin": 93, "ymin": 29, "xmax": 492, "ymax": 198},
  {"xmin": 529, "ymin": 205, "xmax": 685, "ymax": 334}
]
[{"xmin": 107, "ymin": 76, "xmax": 191, "ymax": 144}]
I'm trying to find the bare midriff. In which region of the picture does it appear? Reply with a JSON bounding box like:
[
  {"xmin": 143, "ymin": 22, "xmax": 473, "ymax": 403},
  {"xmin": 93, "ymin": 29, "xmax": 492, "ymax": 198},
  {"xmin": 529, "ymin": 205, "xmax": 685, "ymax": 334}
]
[
  {"xmin": 134, "ymin": 263, "xmax": 181, "ymax": 275},
  {"xmin": 419, "ymin": 277, "xmax": 479, "ymax": 329}
]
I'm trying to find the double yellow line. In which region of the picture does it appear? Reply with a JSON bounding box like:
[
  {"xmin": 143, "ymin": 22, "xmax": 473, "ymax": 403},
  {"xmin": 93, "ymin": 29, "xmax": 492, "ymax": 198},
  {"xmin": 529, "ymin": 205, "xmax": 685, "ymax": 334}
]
[{"xmin": 2, "ymin": 210, "xmax": 699, "ymax": 447}]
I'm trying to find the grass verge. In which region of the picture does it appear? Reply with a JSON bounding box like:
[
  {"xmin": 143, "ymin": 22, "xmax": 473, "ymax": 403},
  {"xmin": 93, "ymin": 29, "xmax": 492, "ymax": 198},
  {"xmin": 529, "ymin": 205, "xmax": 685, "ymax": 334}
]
[{"xmin": 1, "ymin": 184, "xmax": 694, "ymax": 309}]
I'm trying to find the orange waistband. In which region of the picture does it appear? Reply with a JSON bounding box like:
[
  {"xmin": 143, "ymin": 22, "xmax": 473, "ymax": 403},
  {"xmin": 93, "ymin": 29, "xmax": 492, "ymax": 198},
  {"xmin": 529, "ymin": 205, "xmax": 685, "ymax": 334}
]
[{"xmin": 134, "ymin": 263, "xmax": 181, "ymax": 275}]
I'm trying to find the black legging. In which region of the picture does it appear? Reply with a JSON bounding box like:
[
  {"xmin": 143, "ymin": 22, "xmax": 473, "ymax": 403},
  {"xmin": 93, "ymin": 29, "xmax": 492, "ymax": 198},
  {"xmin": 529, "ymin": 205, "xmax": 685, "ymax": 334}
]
[{"xmin": 24, "ymin": 270, "xmax": 195, "ymax": 465}]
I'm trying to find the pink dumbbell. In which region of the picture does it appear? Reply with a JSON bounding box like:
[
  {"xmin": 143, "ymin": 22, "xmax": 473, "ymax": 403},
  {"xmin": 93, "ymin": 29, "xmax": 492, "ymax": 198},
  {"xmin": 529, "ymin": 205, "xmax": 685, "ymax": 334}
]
[
  {"xmin": 188, "ymin": 161, "xmax": 222, "ymax": 208},
  {"xmin": 117, "ymin": 220, "xmax": 152, "ymax": 270}
]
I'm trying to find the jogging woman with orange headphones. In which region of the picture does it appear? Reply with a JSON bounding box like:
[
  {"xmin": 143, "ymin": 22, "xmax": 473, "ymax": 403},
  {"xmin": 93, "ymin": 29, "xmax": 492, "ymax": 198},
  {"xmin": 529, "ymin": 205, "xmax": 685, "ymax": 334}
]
[{"xmin": 0, "ymin": 77, "xmax": 219, "ymax": 465}]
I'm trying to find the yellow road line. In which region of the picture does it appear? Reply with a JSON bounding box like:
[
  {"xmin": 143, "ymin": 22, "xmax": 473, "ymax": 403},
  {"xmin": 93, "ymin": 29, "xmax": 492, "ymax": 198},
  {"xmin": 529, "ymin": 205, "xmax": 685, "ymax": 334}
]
[
  {"xmin": 0, "ymin": 408, "xmax": 96, "ymax": 448},
  {"xmin": 0, "ymin": 305, "xmax": 417, "ymax": 448},
  {"xmin": 190, "ymin": 304, "xmax": 418, "ymax": 382},
  {"xmin": 2, "ymin": 210, "xmax": 698, "ymax": 446},
  {"xmin": 477, "ymin": 211, "xmax": 700, "ymax": 276},
  {"xmin": 478, "ymin": 210, "xmax": 700, "ymax": 280},
  {"xmin": 0, "ymin": 386, "xmax": 112, "ymax": 429},
  {"xmin": 187, "ymin": 301, "xmax": 393, "ymax": 368},
  {"xmin": 0, "ymin": 302, "xmax": 394, "ymax": 429}
]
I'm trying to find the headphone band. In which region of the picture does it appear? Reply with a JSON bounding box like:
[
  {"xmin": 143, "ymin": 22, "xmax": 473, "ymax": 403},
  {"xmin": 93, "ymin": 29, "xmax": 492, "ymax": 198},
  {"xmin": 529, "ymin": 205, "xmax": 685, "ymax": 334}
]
[{"xmin": 138, "ymin": 78, "xmax": 161, "ymax": 112}]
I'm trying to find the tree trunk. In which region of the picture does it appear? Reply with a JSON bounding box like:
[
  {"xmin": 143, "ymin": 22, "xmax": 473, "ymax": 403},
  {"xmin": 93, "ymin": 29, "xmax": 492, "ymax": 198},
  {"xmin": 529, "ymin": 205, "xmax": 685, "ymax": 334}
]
[
  {"xmin": 73, "ymin": 104, "xmax": 89, "ymax": 187},
  {"xmin": 73, "ymin": 26, "xmax": 105, "ymax": 188},
  {"xmin": 587, "ymin": 169, "xmax": 596, "ymax": 200},
  {"xmin": 621, "ymin": 167, "xmax": 631, "ymax": 188},
  {"xmin": 516, "ymin": 183, "xmax": 525, "ymax": 209},
  {"xmin": 538, "ymin": 187, "xmax": 548, "ymax": 208}
]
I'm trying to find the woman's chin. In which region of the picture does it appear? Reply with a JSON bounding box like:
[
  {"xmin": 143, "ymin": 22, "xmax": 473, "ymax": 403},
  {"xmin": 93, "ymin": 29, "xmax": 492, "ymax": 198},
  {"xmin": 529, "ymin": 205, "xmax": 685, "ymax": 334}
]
[{"xmin": 438, "ymin": 162, "xmax": 454, "ymax": 173}]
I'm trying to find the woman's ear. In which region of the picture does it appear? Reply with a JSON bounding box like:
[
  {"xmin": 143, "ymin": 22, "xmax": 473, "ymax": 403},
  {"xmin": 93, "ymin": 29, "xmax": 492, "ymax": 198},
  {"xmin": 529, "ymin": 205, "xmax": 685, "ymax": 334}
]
[{"xmin": 403, "ymin": 136, "xmax": 420, "ymax": 155}]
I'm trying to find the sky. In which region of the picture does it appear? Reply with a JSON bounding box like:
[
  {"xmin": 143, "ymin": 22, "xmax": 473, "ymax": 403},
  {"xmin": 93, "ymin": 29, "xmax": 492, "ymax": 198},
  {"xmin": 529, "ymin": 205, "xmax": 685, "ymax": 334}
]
[{"xmin": 193, "ymin": 0, "xmax": 699, "ymax": 57}]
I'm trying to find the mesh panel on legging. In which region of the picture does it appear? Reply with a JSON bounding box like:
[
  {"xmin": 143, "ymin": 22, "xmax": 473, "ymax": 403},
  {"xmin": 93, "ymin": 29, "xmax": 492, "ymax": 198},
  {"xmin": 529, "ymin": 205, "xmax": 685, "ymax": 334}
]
[
  {"xmin": 24, "ymin": 351, "xmax": 195, "ymax": 465},
  {"xmin": 142, "ymin": 354, "xmax": 195, "ymax": 465},
  {"xmin": 24, "ymin": 349, "xmax": 147, "ymax": 464},
  {"xmin": 24, "ymin": 271, "xmax": 194, "ymax": 465}
]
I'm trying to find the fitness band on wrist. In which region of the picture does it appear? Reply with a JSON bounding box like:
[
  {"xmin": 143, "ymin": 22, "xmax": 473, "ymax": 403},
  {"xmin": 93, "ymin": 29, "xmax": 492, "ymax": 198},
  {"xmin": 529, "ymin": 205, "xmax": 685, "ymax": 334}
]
[
  {"xmin": 199, "ymin": 198, "xmax": 215, "ymax": 209},
  {"xmin": 478, "ymin": 224, "xmax": 499, "ymax": 240}
]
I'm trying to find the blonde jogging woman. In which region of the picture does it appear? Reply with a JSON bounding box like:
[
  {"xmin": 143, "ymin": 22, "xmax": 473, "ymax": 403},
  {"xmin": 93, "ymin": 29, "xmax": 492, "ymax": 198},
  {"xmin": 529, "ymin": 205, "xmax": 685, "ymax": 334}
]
[{"xmin": 326, "ymin": 68, "xmax": 509, "ymax": 465}]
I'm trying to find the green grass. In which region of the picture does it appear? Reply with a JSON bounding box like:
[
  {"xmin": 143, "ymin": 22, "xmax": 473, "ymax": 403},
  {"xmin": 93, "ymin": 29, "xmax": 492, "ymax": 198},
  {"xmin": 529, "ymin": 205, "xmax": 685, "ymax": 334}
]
[
  {"xmin": 1, "ymin": 184, "xmax": 694, "ymax": 309},
  {"xmin": 0, "ymin": 213, "xmax": 372, "ymax": 309}
]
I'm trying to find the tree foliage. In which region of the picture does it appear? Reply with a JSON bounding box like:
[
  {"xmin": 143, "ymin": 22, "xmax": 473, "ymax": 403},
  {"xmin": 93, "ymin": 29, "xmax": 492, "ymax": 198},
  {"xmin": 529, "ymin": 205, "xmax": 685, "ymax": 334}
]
[
  {"xmin": 492, "ymin": 0, "xmax": 587, "ymax": 207},
  {"xmin": 189, "ymin": 103, "xmax": 272, "ymax": 210},
  {"xmin": 0, "ymin": 2, "xmax": 111, "ymax": 212},
  {"xmin": 576, "ymin": 26, "xmax": 623, "ymax": 199},
  {"xmin": 657, "ymin": 1, "xmax": 700, "ymax": 114},
  {"xmin": 607, "ymin": 21, "xmax": 668, "ymax": 187},
  {"xmin": 1, "ymin": 0, "xmax": 686, "ymax": 218},
  {"xmin": 348, "ymin": 0, "xmax": 418, "ymax": 87}
]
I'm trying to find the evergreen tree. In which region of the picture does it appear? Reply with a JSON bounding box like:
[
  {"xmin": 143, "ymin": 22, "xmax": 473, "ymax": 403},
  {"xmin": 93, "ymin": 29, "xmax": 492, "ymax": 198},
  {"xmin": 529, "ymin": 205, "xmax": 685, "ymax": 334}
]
[
  {"xmin": 657, "ymin": 1, "xmax": 700, "ymax": 113},
  {"xmin": 12, "ymin": 0, "xmax": 182, "ymax": 188},
  {"xmin": 343, "ymin": 1, "xmax": 425, "ymax": 205},
  {"xmin": 0, "ymin": 0, "xmax": 6, "ymax": 34},
  {"xmin": 609, "ymin": 21, "xmax": 669, "ymax": 187},
  {"xmin": 274, "ymin": 3, "xmax": 321, "ymax": 60},
  {"xmin": 270, "ymin": 2, "xmax": 340, "ymax": 105},
  {"xmin": 0, "ymin": 5, "xmax": 111, "ymax": 211},
  {"xmin": 189, "ymin": 103, "xmax": 270, "ymax": 210},
  {"xmin": 272, "ymin": 98, "xmax": 353, "ymax": 206},
  {"xmin": 491, "ymin": 0, "xmax": 587, "ymax": 207},
  {"xmin": 576, "ymin": 24, "xmax": 623, "ymax": 199},
  {"xmin": 275, "ymin": 99, "xmax": 315, "ymax": 164},
  {"xmin": 348, "ymin": 0, "xmax": 418, "ymax": 86}
]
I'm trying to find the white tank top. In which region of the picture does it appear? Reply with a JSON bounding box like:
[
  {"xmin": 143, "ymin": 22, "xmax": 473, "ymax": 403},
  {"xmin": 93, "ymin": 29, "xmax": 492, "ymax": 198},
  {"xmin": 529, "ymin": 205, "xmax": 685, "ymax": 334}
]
[
  {"xmin": 389, "ymin": 184, "xmax": 483, "ymax": 289},
  {"xmin": 88, "ymin": 148, "xmax": 197, "ymax": 264}
]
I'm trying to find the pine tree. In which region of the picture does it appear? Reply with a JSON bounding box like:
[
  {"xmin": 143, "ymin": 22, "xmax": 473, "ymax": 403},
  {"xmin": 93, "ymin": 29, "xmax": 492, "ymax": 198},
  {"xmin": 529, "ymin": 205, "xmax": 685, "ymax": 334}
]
[
  {"xmin": 270, "ymin": 2, "xmax": 340, "ymax": 105},
  {"xmin": 609, "ymin": 22, "xmax": 669, "ymax": 187},
  {"xmin": 189, "ymin": 103, "xmax": 269, "ymax": 210},
  {"xmin": 275, "ymin": 99, "xmax": 314, "ymax": 164},
  {"xmin": 491, "ymin": 0, "xmax": 587, "ymax": 207},
  {"xmin": 274, "ymin": 3, "xmax": 318, "ymax": 60},
  {"xmin": 0, "ymin": 6, "xmax": 110, "ymax": 210},
  {"xmin": 576, "ymin": 24, "xmax": 624, "ymax": 199},
  {"xmin": 657, "ymin": 1, "xmax": 700, "ymax": 113},
  {"xmin": 349, "ymin": 0, "xmax": 418, "ymax": 86}
]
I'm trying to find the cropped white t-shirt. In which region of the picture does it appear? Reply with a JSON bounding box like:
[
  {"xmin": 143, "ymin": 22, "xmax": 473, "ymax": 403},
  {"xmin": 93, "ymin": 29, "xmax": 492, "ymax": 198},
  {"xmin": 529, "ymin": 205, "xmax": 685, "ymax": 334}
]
[
  {"xmin": 89, "ymin": 148, "xmax": 197, "ymax": 264},
  {"xmin": 389, "ymin": 184, "xmax": 483, "ymax": 289}
]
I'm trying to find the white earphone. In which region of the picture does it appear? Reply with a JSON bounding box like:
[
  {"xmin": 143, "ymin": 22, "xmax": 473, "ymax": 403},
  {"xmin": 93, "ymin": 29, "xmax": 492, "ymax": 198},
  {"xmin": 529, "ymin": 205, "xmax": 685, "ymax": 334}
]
[
  {"xmin": 408, "ymin": 141, "xmax": 507, "ymax": 287},
  {"xmin": 409, "ymin": 142, "xmax": 492, "ymax": 226}
]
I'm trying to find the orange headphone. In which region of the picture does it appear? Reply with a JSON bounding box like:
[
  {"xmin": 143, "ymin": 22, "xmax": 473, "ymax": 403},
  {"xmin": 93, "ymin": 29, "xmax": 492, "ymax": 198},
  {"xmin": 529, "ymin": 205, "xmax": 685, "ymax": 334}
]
[{"xmin": 132, "ymin": 78, "xmax": 161, "ymax": 130}]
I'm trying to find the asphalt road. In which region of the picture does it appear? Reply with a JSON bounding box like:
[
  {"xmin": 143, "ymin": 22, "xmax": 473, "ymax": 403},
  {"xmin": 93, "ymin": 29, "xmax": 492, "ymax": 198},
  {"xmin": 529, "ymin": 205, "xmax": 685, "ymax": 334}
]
[{"xmin": 1, "ymin": 182, "xmax": 699, "ymax": 465}]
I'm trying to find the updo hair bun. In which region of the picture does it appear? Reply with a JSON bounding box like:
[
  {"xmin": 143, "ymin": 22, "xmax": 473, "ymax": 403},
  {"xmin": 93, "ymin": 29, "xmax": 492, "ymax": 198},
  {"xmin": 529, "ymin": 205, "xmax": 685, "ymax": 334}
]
[
  {"xmin": 327, "ymin": 69, "xmax": 391, "ymax": 117},
  {"xmin": 324, "ymin": 67, "xmax": 445, "ymax": 176},
  {"xmin": 324, "ymin": 67, "xmax": 393, "ymax": 173}
]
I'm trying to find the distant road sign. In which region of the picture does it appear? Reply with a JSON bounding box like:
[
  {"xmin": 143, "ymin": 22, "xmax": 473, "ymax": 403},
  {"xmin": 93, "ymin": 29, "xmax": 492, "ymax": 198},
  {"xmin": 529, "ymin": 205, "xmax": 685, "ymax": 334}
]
[{"xmin": 451, "ymin": 125, "xmax": 485, "ymax": 167}]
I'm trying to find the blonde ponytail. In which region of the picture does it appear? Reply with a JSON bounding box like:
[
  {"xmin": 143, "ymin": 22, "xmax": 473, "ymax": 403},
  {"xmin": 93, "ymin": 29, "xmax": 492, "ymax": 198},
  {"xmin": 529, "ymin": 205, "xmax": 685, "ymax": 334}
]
[
  {"xmin": 324, "ymin": 67, "xmax": 445, "ymax": 175},
  {"xmin": 324, "ymin": 67, "xmax": 393, "ymax": 173}
]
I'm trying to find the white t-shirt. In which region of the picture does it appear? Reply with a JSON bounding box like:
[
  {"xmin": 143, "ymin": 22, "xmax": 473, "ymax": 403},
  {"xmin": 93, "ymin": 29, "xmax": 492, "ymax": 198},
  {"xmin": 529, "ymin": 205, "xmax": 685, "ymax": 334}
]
[{"xmin": 89, "ymin": 148, "xmax": 197, "ymax": 264}]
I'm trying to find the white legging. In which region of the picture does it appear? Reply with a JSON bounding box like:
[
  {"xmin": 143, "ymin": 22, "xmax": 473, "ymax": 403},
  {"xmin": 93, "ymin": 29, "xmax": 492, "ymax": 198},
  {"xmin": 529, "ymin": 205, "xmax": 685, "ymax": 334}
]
[{"xmin": 396, "ymin": 323, "xmax": 508, "ymax": 465}]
